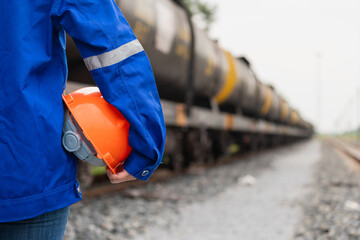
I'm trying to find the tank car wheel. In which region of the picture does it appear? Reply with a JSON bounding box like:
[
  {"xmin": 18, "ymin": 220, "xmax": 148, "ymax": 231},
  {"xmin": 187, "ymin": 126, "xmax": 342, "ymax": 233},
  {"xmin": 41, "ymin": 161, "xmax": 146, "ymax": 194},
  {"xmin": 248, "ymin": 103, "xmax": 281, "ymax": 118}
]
[
  {"xmin": 169, "ymin": 152, "xmax": 185, "ymax": 172},
  {"xmin": 201, "ymin": 128, "xmax": 214, "ymax": 164},
  {"xmin": 77, "ymin": 160, "xmax": 94, "ymax": 189},
  {"xmin": 185, "ymin": 128, "xmax": 214, "ymax": 166},
  {"xmin": 213, "ymin": 131, "xmax": 232, "ymax": 157},
  {"xmin": 250, "ymin": 133, "xmax": 259, "ymax": 151},
  {"xmin": 164, "ymin": 129, "xmax": 186, "ymax": 172},
  {"xmin": 259, "ymin": 134, "xmax": 267, "ymax": 150},
  {"xmin": 186, "ymin": 130, "xmax": 204, "ymax": 166}
]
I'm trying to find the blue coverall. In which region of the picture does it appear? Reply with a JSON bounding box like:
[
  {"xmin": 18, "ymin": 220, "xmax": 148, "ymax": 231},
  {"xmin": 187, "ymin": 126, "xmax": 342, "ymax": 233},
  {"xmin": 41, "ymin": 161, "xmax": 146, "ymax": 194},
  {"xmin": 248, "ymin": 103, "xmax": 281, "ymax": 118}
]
[{"xmin": 0, "ymin": 0, "xmax": 166, "ymax": 222}]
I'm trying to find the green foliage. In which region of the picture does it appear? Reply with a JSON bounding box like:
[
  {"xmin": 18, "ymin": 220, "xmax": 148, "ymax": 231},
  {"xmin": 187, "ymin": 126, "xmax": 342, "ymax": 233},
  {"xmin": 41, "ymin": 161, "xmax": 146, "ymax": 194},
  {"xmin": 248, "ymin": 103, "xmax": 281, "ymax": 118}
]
[
  {"xmin": 183, "ymin": 0, "xmax": 217, "ymax": 32},
  {"xmin": 334, "ymin": 127, "xmax": 360, "ymax": 141},
  {"xmin": 91, "ymin": 166, "xmax": 107, "ymax": 176}
]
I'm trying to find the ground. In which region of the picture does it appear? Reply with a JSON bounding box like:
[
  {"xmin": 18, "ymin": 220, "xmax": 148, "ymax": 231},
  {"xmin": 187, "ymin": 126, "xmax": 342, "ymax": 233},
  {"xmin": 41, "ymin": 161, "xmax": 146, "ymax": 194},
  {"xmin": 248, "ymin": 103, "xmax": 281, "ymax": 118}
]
[{"xmin": 64, "ymin": 140, "xmax": 360, "ymax": 240}]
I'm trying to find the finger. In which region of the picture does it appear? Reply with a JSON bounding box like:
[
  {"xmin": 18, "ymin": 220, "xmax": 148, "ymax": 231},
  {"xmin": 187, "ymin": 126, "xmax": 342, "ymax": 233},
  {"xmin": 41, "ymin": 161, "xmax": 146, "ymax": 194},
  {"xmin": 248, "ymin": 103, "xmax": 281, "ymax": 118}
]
[{"xmin": 106, "ymin": 169, "xmax": 136, "ymax": 184}]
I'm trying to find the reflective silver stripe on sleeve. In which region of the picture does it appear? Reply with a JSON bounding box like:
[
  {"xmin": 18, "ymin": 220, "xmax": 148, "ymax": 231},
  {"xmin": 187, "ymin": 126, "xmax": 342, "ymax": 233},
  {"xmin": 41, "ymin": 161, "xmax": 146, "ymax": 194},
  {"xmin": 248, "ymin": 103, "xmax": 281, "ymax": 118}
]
[{"xmin": 83, "ymin": 39, "xmax": 144, "ymax": 71}]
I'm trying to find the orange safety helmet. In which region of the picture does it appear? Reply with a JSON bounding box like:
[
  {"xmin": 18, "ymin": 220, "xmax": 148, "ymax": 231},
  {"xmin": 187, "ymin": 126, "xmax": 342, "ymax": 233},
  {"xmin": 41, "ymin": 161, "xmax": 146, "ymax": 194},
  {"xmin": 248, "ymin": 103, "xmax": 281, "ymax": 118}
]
[{"xmin": 62, "ymin": 87, "xmax": 132, "ymax": 174}]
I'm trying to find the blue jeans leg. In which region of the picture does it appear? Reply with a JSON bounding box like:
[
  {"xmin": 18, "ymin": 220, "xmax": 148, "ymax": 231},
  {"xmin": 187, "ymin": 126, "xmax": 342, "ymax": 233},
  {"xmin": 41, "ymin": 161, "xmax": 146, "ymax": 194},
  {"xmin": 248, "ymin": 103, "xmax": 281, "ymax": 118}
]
[{"xmin": 0, "ymin": 206, "xmax": 70, "ymax": 240}]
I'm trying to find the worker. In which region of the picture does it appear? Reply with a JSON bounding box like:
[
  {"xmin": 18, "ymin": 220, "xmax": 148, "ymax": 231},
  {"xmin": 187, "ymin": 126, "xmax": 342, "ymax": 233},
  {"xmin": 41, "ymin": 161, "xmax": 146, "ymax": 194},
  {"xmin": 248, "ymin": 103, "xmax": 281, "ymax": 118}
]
[{"xmin": 0, "ymin": 0, "xmax": 166, "ymax": 239}]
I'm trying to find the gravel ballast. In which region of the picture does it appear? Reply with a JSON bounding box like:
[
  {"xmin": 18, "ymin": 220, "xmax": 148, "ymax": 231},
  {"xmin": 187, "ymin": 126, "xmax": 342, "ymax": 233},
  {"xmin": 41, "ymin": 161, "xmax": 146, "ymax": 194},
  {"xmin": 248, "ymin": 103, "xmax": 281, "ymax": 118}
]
[
  {"xmin": 64, "ymin": 140, "xmax": 360, "ymax": 240},
  {"xmin": 65, "ymin": 142, "xmax": 293, "ymax": 239},
  {"xmin": 293, "ymin": 141, "xmax": 360, "ymax": 240}
]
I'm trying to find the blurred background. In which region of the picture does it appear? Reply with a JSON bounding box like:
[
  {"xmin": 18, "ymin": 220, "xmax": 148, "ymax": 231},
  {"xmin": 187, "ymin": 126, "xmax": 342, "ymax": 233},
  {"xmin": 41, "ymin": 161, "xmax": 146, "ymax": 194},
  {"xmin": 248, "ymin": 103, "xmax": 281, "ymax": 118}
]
[{"xmin": 206, "ymin": 0, "xmax": 360, "ymax": 135}]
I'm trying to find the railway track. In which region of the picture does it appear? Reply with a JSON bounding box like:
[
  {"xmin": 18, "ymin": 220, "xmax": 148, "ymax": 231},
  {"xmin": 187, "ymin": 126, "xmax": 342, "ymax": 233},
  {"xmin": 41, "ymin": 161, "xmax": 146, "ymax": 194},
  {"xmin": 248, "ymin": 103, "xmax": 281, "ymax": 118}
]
[
  {"xmin": 82, "ymin": 149, "xmax": 262, "ymax": 199},
  {"xmin": 83, "ymin": 168, "xmax": 179, "ymax": 198},
  {"xmin": 83, "ymin": 162, "xmax": 227, "ymax": 199},
  {"xmin": 330, "ymin": 138, "xmax": 360, "ymax": 164}
]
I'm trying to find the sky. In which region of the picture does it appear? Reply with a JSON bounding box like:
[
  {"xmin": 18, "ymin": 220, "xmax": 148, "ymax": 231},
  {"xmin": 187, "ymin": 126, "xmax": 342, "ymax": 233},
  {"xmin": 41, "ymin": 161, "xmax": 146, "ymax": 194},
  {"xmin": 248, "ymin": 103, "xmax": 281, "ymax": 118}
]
[{"xmin": 206, "ymin": 0, "xmax": 360, "ymax": 133}]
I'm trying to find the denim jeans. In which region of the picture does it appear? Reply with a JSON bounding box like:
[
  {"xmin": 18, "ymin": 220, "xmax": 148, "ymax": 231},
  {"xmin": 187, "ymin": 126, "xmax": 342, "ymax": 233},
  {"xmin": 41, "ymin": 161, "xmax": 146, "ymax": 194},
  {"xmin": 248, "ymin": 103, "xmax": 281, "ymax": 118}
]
[{"xmin": 0, "ymin": 206, "xmax": 70, "ymax": 240}]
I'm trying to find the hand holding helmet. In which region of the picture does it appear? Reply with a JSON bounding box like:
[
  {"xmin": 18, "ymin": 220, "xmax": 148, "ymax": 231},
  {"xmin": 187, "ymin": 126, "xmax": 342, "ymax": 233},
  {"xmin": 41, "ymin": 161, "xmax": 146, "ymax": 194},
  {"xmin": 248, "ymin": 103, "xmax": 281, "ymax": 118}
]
[{"xmin": 62, "ymin": 87, "xmax": 134, "ymax": 182}]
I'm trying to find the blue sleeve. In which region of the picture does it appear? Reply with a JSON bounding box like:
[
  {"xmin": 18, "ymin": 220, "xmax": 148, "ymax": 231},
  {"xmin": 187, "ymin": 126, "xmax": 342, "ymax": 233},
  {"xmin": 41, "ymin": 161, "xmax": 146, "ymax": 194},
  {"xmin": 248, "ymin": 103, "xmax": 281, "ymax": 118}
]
[{"xmin": 52, "ymin": 0, "xmax": 166, "ymax": 180}]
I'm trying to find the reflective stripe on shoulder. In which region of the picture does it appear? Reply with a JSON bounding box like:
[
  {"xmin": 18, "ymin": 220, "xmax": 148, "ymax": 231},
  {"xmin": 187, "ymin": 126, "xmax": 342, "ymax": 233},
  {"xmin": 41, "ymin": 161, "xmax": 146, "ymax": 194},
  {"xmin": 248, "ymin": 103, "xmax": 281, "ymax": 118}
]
[{"xmin": 83, "ymin": 39, "xmax": 144, "ymax": 71}]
